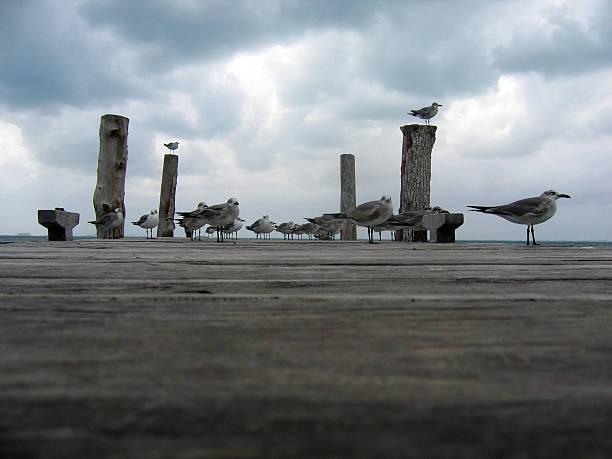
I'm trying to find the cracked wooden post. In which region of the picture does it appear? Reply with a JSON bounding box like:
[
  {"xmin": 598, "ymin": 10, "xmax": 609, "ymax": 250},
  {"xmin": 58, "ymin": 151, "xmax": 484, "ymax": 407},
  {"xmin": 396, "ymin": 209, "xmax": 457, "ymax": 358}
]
[
  {"xmin": 397, "ymin": 124, "xmax": 436, "ymax": 242},
  {"xmin": 157, "ymin": 154, "xmax": 179, "ymax": 237},
  {"xmin": 340, "ymin": 154, "xmax": 357, "ymax": 240},
  {"xmin": 92, "ymin": 114, "xmax": 128, "ymax": 239}
]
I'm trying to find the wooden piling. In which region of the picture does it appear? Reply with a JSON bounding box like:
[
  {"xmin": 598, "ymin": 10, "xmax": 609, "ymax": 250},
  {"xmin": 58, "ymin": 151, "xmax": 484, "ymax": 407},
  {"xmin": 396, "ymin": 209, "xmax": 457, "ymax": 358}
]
[
  {"xmin": 92, "ymin": 114, "xmax": 129, "ymax": 239},
  {"xmin": 340, "ymin": 154, "xmax": 357, "ymax": 240},
  {"xmin": 157, "ymin": 154, "xmax": 179, "ymax": 237},
  {"xmin": 397, "ymin": 124, "xmax": 436, "ymax": 242}
]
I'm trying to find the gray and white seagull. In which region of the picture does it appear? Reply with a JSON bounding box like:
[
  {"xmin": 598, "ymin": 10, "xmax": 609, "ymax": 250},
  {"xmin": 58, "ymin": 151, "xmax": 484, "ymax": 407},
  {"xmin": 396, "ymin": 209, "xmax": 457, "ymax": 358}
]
[
  {"xmin": 408, "ymin": 102, "xmax": 442, "ymax": 125},
  {"xmin": 467, "ymin": 189, "xmax": 571, "ymax": 245},
  {"xmin": 324, "ymin": 195, "xmax": 394, "ymax": 244},
  {"xmin": 89, "ymin": 208, "xmax": 124, "ymax": 239},
  {"xmin": 164, "ymin": 141, "xmax": 179, "ymax": 154},
  {"xmin": 131, "ymin": 209, "xmax": 159, "ymax": 239}
]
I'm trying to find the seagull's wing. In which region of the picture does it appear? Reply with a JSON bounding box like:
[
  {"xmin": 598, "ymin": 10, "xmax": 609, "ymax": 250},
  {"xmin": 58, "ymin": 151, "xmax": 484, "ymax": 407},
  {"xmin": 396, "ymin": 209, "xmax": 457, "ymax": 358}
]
[
  {"xmin": 93, "ymin": 213, "xmax": 114, "ymax": 225},
  {"xmin": 489, "ymin": 197, "xmax": 546, "ymax": 218},
  {"xmin": 132, "ymin": 214, "xmax": 148, "ymax": 226},
  {"xmin": 349, "ymin": 201, "xmax": 381, "ymax": 220}
]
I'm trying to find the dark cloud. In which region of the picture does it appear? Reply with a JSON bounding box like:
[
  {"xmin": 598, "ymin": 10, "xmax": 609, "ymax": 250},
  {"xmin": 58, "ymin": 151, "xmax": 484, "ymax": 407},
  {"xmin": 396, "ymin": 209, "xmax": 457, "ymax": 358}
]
[{"xmin": 492, "ymin": 3, "xmax": 612, "ymax": 76}]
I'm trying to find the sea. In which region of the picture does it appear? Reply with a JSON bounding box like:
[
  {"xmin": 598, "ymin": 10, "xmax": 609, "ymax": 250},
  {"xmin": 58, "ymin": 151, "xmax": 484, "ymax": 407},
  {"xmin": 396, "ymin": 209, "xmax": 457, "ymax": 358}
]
[{"xmin": 1, "ymin": 235, "xmax": 611, "ymax": 247}]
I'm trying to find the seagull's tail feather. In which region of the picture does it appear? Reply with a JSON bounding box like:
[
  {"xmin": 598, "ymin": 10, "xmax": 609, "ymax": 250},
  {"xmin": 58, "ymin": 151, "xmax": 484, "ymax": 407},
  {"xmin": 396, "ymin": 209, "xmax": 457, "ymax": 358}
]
[
  {"xmin": 323, "ymin": 212, "xmax": 347, "ymax": 219},
  {"xmin": 467, "ymin": 205, "xmax": 493, "ymax": 213}
]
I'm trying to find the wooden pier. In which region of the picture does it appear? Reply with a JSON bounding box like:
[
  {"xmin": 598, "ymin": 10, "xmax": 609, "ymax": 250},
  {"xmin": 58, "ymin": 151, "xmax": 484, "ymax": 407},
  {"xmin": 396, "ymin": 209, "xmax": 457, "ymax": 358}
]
[{"xmin": 1, "ymin": 239, "xmax": 611, "ymax": 458}]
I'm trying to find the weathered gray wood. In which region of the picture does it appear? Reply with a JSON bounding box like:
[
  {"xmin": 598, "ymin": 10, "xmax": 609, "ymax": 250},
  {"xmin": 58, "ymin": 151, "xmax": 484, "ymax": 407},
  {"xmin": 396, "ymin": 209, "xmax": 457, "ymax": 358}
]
[
  {"xmin": 340, "ymin": 153, "xmax": 357, "ymax": 240},
  {"xmin": 1, "ymin": 240, "xmax": 611, "ymax": 458},
  {"xmin": 92, "ymin": 114, "xmax": 129, "ymax": 239},
  {"xmin": 397, "ymin": 124, "xmax": 436, "ymax": 242},
  {"xmin": 157, "ymin": 154, "xmax": 179, "ymax": 237}
]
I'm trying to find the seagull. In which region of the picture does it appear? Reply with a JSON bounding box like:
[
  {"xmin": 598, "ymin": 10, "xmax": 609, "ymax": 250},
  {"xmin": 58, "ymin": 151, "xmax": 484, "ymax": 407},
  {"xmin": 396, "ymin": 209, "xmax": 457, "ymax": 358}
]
[
  {"xmin": 192, "ymin": 198, "xmax": 240, "ymax": 242},
  {"xmin": 324, "ymin": 195, "xmax": 394, "ymax": 243},
  {"xmin": 176, "ymin": 202, "xmax": 207, "ymax": 240},
  {"xmin": 131, "ymin": 210, "xmax": 159, "ymax": 239},
  {"xmin": 298, "ymin": 222, "xmax": 319, "ymax": 240},
  {"xmin": 276, "ymin": 222, "xmax": 296, "ymax": 240},
  {"xmin": 305, "ymin": 215, "xmax": 343, "ymax": 240},
  {"xmin": 408, "ymin": 102, "xmax": 442, "ymax": 125},
  {"xmin": 89, "ymin": 208, "xmax": 124, "ymax": 239},
  {"xmin": 222, "ymin": 218, "xmax": 245, "ymax": 240},
  {"xmin": 247, "ymin": 215, "xmax": 275, "ymax": 239},
  {"xmin": 467, "ymin": 189, "xmax": 571, "ymax": 245},
  {"xmin": 164, "ymin": 142, "xmax": 179, "ymax": 154}
]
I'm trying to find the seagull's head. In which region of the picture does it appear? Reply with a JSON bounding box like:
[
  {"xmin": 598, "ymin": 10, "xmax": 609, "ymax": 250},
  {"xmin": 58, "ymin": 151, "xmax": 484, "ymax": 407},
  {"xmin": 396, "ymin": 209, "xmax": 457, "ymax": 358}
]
[
  {"xmin": 197, "ymin": 202, "xmax": 206, "ymax": 209},
  {"xmin": 432, "ymin": 102, "xmax": 442, "ymax": 107},
  {"xmin": 542, "ymin": 190, "xmax": 571, "ymax": 200},
  {"xmin": 227, "ymin": 197, "xmax": 239, "ymax": 206},
  {"xmin": 114, "ymin": 208, "xmax": 122, "ymax": 213},
  {"xmin": 151, "ymin": 210, "xmax": 158, "ymax": 214},
  {"xmin": 381, "ymin": 195, "xmax": 392, "ymax": 204}
]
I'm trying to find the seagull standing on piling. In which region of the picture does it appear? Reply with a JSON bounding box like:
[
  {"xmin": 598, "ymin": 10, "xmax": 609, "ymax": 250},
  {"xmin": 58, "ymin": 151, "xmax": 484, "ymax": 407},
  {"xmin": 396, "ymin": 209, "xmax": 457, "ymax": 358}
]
[
  {"xmin": 164, "ymin": 142, "xmax": 179, "ymax": 154},
  {"xmin": 89, "ymin": 208, "xmax": 124, "ymax": 239},
  {"xmin": 467, "ymin": 190, "xmax": 571, "ymax": 245},
  {"xmin": 408, "ymin": 102, "xmax": 442, "ymax": 125},
  {"xmin": 131, "ymin": 210, "xmax": 159, "ymax": 239},
  {"xmin": 324, "ymin": 195, "xmax": 394, "ymax": 244}
]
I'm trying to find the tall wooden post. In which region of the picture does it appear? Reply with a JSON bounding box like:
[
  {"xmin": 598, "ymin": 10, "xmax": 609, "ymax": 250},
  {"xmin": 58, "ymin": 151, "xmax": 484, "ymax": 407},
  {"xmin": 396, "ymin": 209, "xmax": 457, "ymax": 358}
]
[
  {"xmin": 157, "ymin": 154, "xmax": 179, "ymax": 237},
  {"xmin": 340, "ymin": 154, "xmax": 357, "ymax": 240},
  {"xmin": 397, "ymin": 124, "xmax": 436, "ymax": 242},
  {"xmin": 92, "ymin": 114, "xmax": 129, "ymax": 239}
]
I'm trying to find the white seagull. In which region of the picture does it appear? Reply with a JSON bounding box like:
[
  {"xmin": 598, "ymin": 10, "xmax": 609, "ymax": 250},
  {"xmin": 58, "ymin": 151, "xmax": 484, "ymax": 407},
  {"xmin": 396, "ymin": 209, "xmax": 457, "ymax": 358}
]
[
  {"xmin": 407, "ymin": 102, "xmax": 442, "ymax": 125},
  {"xmin": 131, "ymin": 210, "xmax": 159, "ymax": 239},
  {"xmin": 222, "ymin": 218, "xmax": 245, "ymax": 240},
  {"xmin": 467, "ymin": 189, "xmax": 571, "ymax": 245},
  {"xmin": 164, "ymin": 142, "xmax": 179, "ymax": 154},
  {"xmin": 247, "ymin": 215, "xmax": 275, "ymax": 240},
  {"xmin": 89, "ymin": 208, "xmax": 124, "ymax": 239},
  {"xmin": 324, "ymin": 195, "xmax": 394, "ymax": 243}
]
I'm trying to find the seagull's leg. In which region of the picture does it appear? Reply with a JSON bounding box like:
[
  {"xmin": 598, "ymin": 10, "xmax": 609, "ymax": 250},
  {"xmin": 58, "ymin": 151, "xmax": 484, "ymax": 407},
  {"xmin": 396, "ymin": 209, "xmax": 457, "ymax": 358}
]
[
  {"xmin": 531, "ymin": 225, "xmax": 538, "ymax": 245},
  {"xmin": 526, "ymin": 226, "xmax": 530, "ymax": 245}
]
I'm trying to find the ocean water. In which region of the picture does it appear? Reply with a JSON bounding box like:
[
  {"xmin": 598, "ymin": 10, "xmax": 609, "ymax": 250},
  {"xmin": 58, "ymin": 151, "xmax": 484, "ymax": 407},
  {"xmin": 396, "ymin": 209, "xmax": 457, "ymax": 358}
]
[{"xmin": 1, "ymin": 235, "xmax": 611, "ymax": 247}]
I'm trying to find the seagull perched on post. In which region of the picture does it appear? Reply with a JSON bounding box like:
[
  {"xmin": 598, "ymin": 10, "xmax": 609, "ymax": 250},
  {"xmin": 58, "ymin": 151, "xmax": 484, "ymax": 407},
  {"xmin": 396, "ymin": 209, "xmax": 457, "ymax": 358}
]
[
  {"xmin": 408, "ymin": 102, "xmax": 442, "ymax": 125},
  {"xmin": 131, "ymin": 210, "xmax": 159, "ymax": 239},
  {"xmin": 324, "ymin": 195, "xmax": 394, "ymax": 244},
  {"xmin": 164, "ymin": 142, "xmax": 179, "ymax": 154},
  {"xmin": 89, "ymin": 208, "xmax": 124, "ymax": 239},
  {"xmin": 467, "ymin": 190, "xmax": 571, "ymax": 245}
]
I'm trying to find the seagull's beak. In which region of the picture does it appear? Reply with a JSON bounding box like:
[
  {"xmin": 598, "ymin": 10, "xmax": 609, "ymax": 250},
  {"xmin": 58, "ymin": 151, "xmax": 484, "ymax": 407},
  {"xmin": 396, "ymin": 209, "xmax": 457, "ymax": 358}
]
[{"xmin": 559, "ymin": 194, "xmax": 571, "ymax": 198}]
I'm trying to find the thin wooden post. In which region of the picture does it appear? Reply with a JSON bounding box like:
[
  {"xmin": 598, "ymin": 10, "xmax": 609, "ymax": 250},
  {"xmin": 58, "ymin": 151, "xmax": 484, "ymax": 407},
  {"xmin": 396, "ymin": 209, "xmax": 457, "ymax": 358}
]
[
  {"xmin": 397, "ymin": 124, "xmax": 436, "ymax": 242},
  {"xmin": 92, "ymin": 114, "xmax": 129, "ymax": 239},
  {"xmin": 157, "ymin": 154, "xmax": 179, "ymax": 237},
  {"xmin": 340, "ymin": 154, "xmax": 357, "ymax": 240}
]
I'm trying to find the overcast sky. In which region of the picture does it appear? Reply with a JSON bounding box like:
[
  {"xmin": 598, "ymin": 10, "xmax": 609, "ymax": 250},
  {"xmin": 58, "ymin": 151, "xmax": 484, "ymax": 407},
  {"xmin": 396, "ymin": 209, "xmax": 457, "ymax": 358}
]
[{"xmin": 1, "ymin": 0, "xmax": 611, "ymax": 240}]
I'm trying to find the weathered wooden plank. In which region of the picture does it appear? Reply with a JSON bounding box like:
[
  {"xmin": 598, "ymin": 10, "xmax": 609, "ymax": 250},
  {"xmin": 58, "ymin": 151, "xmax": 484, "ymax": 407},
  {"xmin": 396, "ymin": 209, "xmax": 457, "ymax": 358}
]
[{"xmin": 1, "ymin": 240, "xmax": 611, "ymax": 458}]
